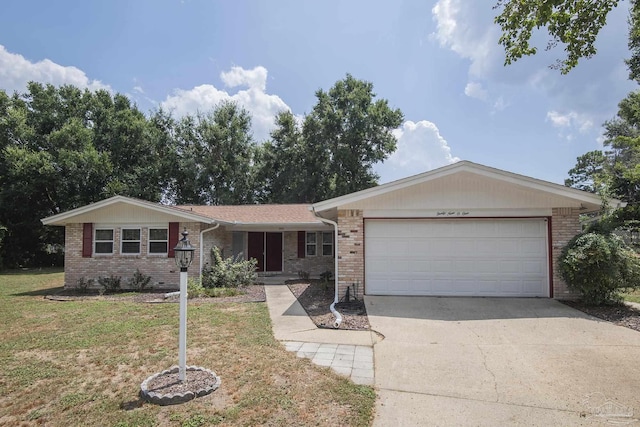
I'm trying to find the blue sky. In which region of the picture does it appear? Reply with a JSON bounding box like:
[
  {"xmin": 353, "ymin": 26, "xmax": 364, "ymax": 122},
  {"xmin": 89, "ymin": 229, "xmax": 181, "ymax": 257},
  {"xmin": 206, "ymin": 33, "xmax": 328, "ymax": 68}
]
[{"xmin": 0, "ymin": 0, "xmax": 636, "ymax": 185}]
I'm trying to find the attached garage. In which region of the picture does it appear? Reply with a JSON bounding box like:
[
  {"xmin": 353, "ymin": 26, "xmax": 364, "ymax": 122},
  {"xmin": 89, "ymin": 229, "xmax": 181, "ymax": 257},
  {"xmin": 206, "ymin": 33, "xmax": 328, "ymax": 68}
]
[
  {"xmin": 312, "ymin": 161, "xmax": 621, "ymax": 300},
  {"xmin": 364, "ymin": 218, "xmax": 549, "ymax": 297}
]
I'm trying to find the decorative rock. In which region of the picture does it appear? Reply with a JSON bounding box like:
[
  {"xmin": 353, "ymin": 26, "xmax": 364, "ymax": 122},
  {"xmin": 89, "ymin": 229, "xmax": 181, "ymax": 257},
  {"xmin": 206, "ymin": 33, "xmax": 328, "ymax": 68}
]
[{"xmin": 140, "ymin": 366, "xmax": 221, "ymax": 405}]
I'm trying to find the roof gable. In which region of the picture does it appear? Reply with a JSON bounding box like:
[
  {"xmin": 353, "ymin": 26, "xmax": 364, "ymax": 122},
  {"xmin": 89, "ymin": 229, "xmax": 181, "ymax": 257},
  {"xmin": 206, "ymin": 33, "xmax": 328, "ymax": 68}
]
[
  {"xmin": 42, "ymin": 196, "xmax": 327, "ymax": 229},
  {"xmin": 41, "ymin": 196, "xmax": 217, "ymax": 226},
  {"xmin": 312, "ymin": 161, "xmax": 618, "ymax": 213}
]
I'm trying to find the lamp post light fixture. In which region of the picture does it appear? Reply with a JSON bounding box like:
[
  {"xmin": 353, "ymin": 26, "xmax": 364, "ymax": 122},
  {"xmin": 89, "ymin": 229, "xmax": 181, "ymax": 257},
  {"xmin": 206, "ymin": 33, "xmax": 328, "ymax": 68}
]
[{"xmin": 174, "ymin": 228, "xmax": 195, "ymax": 382}]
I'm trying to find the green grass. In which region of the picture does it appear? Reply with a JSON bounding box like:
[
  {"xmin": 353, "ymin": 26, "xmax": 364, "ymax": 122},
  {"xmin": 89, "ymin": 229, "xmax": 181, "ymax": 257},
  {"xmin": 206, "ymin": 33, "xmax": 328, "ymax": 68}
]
[
  {"xmin": 0, "ymin": 268, "xmax": 375, "ymax": 426},
  {"xmin": 622, "ymin": 288, "xmax": 640, "ymax": 304}
]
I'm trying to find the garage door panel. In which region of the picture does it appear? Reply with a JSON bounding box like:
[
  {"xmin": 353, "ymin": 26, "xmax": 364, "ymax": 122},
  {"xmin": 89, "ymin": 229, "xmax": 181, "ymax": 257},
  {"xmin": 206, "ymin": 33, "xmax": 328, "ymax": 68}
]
[{"xmin": 365, "ymin": 219, "xmax": 548, "ymax": 297}]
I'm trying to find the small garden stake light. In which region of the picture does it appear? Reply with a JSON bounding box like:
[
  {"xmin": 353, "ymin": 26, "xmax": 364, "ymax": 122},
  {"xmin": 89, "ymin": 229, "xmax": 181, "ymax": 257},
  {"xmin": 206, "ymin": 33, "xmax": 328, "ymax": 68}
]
[{"xmin": 174, "ymin": 228, "xmax": 195, "ymax": 382}]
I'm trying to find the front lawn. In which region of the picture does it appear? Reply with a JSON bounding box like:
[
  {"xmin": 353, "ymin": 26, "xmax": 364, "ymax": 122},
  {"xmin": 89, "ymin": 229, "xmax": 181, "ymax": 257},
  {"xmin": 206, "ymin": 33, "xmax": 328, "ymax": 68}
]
[
  {"xmin": 623, "ymin": 288, "xmax": 640, "ymax": 304},
  {"xmin": 0, "ymin": 269, "xmax": 375, "ymax": 426}
]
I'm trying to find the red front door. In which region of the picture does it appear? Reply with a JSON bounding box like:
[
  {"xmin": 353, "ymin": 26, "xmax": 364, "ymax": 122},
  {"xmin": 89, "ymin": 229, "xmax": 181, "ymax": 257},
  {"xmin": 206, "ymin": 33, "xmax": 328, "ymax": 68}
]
[
  {"xmin": 247, "ymin": 232, "xmax": 264, "ymax": 271},
  {"xmin": 247, "ymin": 232, "xmax": 282, "ymax": 272},
  {"xmin": 265, "ymin": 232, "xmax": 283, "ymax": 272}
]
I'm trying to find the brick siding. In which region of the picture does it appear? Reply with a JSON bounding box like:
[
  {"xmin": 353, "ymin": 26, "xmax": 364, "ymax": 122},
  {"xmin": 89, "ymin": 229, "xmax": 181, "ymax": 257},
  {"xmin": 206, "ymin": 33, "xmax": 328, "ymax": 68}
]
[
  {"xmin": 551, "ymin": 208, "xmax": 582, "ymax": 299},
  {"xmin": 64, "ymin": 222, "xmax": 201, "ymax": 290},
  {"xmin": 282, "ymin": 231, "xmax": 334, "ymax": 276},
  {"xmin": 336, "ymin": 209, "xmax": 365, "ymax": 300}
]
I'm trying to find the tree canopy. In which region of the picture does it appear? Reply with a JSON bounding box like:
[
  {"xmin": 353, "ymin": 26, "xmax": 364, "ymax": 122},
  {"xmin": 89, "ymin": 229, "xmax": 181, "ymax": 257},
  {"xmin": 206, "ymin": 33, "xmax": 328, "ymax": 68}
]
[
  {"xmin": 566, "ymin": 90, "xmax": 640, "ymax": 225},
  {"xmin": 0, "ymin": 75, "xmax": 403, "ymax": 268},
  {"xmin": 494, "ymin": 0, "xmax": 623, "ymax": 74}
]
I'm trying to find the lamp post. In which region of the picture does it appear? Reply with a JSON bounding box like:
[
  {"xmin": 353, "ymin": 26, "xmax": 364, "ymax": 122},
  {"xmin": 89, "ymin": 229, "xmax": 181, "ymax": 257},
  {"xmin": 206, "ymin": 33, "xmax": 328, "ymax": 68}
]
[{"xmin": 173, "ymin": 228, "xmax": 195, "ymax": 382}]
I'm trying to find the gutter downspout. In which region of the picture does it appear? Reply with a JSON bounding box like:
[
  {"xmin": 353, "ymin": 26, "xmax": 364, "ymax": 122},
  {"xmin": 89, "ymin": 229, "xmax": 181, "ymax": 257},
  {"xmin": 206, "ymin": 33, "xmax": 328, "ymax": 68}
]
[
  {"xmin": 200, "ymin": 223, "xmax": 220, "ymax": 279},
  {"xmin": 311, "ymin": 208, "xmax": 342, "ymax": 329}
]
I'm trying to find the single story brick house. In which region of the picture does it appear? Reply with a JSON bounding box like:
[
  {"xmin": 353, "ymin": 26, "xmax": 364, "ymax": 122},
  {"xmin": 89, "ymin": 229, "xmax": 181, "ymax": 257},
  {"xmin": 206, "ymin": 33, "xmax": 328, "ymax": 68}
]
[{"xmin": 42, "ymin": 161, "xmax": 619, "ymax": 299}]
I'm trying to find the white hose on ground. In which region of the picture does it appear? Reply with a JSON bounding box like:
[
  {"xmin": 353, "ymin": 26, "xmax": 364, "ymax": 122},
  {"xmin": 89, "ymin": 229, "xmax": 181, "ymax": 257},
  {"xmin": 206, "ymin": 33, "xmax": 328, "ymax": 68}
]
[
  {"xmin": 330, "ymin": 301, "xmax": 343, "ymax": 329},
  {"xmin": 164, "ymin": 291, "xmax": 180, "ymax": 299}
]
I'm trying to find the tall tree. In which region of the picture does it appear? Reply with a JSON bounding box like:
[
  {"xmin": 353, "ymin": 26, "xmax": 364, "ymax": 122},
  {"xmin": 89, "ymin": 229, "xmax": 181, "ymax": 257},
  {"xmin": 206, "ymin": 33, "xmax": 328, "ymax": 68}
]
[
  {"xmin": 566, "ymin": 91, "xmax": 640, "ymax": 221},
  {"xmin": 170, "ymin": 101, "xmax": 258, "ymax": 205},
  {"xmin": 565, "ymin": 150, "xmax": 607, "ymax": 193},
  {"xmin": 0, "ymin": 83, "xmax": 169, "ymax": 267},
  {"xmin": 494, "ymin": 0, "xmax": 621, "ymax": 73},
  {"xmin": 254, "ymin": 111, "xmax": 307, "ymax": 203},
  {"xmin": 301, "ymin": 74, "xmax": 404, "ymax": 201}
]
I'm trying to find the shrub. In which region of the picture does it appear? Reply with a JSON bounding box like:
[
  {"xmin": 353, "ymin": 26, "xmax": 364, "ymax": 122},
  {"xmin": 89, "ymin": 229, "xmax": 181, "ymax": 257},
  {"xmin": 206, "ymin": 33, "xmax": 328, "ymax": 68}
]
[
  {"xmin": 76, "ymin": 277, "xmax": 94, "ymax": 294},
  {"xmin": 298, "ymin": 270, "xmax": 310, "ymax": 281},
  {"xmin": 187, "ymin": 277, "xmax": 206, "ymax": 298},
  {"xmin": 320, "ymin": 270, "xmax": 333, "ymax": 290},
  {"xmin": 188, "ymin": 277, "xmax": 243, "ymax": 298},
  {"xmin": 320, "ymin": 270, "xmax": 333, "ymax": 282},
  {"xmin": 127, "ymin": 269, "xmax": 152, "ymax": 291},
  {"xmin": 98, "ymin": 275, "xmax": 122, "ymax": 294},
  {"xmin": 559, "ymin": 232, "xmax": 640, "ymax": 305},
  {"xmin": 201, "ymin": 248, "xmax": 257, "ymax": 288}
]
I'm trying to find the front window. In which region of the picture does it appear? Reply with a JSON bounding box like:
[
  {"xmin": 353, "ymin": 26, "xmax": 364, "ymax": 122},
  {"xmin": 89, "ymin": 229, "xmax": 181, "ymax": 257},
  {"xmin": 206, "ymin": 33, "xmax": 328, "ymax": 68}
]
[
  {"xmin": 322, "ymin": 231, "xmax": 333, "ymax": 256},
  {"xmin": 121, "ymin": 228, "xmax": 141, "ymax": 254},
  {"xmin": 148, "ymin": 228, "xmax": 168, "ymax": 254},
  {"xmin": 95, "ymin": 229, "xmax": 114, "ymax": 254},
  {"xmin": 306, "ymin": 232, "xmax": 317, "ymax": 256}
]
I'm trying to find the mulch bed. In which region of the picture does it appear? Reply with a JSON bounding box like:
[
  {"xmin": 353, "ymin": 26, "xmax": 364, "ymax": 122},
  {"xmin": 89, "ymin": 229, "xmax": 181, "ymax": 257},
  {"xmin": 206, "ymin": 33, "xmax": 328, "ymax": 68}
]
[
  {"xmin": 287, "ymin": 280, "xmax": 370, "ymax": 330},
  {"xmin": 44, "ymin": 284, "xmax": 265, "ymax": 304},
  {"xmin": 562, "ymin": 300, "xmax": 640, "ymax": 333}
]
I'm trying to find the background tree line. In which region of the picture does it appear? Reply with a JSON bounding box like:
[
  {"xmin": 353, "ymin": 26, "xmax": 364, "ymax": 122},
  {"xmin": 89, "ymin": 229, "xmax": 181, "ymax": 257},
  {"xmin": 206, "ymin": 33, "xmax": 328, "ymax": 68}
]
[
  {"xmin": 496, "ymin": 0, "xmax": 640, "ymax": 302},
  {"xmin": 0, "ymin": 75, "xmax": 402, "ymax": 268}
]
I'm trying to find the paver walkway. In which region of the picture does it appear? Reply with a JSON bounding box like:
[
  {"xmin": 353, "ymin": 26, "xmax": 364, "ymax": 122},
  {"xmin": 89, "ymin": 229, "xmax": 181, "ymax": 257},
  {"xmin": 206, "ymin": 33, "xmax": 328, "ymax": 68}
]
[
  {"xmin": 285, "ymin": 341, "xmax": 374, "ymax": 385},
  {"xmin": 264, "ymin": 284, "xmax": 379, "ymax": 385}
]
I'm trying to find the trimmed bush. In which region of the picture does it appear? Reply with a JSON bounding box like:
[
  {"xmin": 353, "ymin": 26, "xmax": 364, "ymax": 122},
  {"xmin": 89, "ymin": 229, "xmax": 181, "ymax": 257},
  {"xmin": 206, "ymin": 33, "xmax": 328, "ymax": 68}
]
[
  {"xmin": 98, "ymin": 275, "xmax": 122, "ymax": 294},
  {"xmin": 75, "ymin": 277, "xmax": 94, "ymax": 294},
  {"xmin": 201, "ymin": 248, "xmax": 257, "ymax": 288},
  {"xmin": 127, "ymin": 269, "xmax": 152, "ymax": 291},
  {"xmin": 559, "ymin": 232, "xmax": 640, "ymax": 305}
]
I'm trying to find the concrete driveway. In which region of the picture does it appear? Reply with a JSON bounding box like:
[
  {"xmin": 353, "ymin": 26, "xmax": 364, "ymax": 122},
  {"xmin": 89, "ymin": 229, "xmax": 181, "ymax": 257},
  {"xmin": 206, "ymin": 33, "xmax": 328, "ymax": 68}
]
[{"xmin": 365, "ymin": 296, "xmax": 640, "ymax": 426}]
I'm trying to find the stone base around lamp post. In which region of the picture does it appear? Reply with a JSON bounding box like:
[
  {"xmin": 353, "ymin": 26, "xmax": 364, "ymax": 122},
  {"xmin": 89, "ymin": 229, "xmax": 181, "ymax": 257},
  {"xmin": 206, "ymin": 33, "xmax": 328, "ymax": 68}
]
[{"xmin": 140, "ymin": 366, "xmax": 221, "ymax": 406}]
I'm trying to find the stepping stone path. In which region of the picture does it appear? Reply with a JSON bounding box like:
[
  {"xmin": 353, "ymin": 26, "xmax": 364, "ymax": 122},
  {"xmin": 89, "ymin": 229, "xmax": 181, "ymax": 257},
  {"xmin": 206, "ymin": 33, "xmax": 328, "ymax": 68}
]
[{"xmin": 284, "ymin": 341, "xmax": 374, "ymax": 385}]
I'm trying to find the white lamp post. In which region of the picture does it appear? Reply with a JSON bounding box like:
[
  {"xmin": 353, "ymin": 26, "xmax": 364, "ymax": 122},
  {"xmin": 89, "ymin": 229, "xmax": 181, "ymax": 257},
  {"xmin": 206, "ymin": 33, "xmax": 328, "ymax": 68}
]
[{"xmin": 173, "ymin": 228, "xmax": 195, "ymax": 382}]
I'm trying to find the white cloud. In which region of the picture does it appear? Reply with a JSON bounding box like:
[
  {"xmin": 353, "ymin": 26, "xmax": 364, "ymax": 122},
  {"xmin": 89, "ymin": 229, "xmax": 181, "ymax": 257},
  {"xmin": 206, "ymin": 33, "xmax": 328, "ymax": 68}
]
[
  {"xmin": 220, "ymin": 66, "xmax": 267, "ymax": 91},
  {"xmin": 375, "ymin": 120, "xmax": 459, "ymax": 183},
  {"xmin": 431, "ymin": 0, "xmax": 499, "ymax": 79},
  {"xmin": 133, "ymin": 85, "xmax": 144, "ymax": 94},
  {"xmin": 161, "ymin": 66, "xmax": 290, "ymax": 142},
  {"xmin": 431, "ymin": 0, "xmax": 634, "ymax": 143},
  {"xmin": 0, "ymin": 44, "xmax": 110, "ymax": 93},
  {"xmin": 546, "ymin": 110, "xmax": 594, "ymax": 141},
  {"xmin": 464, "ymin": 82, "xmax": 488, "ymax": 101}
]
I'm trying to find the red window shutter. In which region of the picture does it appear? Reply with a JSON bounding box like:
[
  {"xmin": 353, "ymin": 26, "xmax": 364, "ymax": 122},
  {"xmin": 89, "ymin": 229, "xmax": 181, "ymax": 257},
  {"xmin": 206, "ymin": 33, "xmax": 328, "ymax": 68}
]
[
  {"xmin": 297, "ymin": 231, "xmax": 305, "ymax": 258},
  {"xmin": 168, "ymin": 222, "xmax": 179, "ymax": 258},
  {"xmin": 82, "ymin": 223, "xmax": 93, "ymax": 258}
]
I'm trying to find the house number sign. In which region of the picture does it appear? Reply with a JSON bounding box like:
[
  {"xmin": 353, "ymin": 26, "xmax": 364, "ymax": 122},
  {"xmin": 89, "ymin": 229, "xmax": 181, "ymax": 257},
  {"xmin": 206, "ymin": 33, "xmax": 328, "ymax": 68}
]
[{"xmin": 436, "ymin": 211, "xmax": 470, "ymax": 217}]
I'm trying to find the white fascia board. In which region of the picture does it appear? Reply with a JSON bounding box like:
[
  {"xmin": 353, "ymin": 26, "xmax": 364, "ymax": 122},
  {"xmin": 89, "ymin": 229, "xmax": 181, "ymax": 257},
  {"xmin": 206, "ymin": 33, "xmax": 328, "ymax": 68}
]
[
  {"xmin": 312, "ymin": 161, "xmax": 615, "ymax": 212},
  {"xmin": 41, "ymin": 195, "xmax": 219, "ymax": 225}
]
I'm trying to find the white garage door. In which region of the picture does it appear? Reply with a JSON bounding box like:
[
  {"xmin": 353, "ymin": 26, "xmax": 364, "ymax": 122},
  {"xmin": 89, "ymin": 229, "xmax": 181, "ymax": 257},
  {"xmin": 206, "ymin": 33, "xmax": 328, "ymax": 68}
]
[{"xmin": 365, "ymin": 219, "xmax": 549, "ymax": 297}]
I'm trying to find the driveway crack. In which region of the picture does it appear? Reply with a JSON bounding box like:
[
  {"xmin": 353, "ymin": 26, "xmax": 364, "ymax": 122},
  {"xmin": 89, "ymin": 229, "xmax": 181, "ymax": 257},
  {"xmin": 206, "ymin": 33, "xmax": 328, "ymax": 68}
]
[{"xmin": 477, "ymin": 344, "xmax": 499, "ymax": 403}]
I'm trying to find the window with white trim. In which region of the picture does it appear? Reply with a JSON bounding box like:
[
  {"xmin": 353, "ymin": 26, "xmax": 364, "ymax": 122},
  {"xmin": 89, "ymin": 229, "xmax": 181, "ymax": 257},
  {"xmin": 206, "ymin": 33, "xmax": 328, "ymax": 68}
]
[
  {"xmin": 148, "ymin": 228, "xmax": 168, "ymax": 254},
  {"xmin": 94, "ymin": 228, "xmax": 114, "ymax": 254},
  {"xmin": 121, "ymin": 228, "xmax": 141, "ymax": 254},
  {"xmin": 306, "ymin": 232, "xmax": 317, "ymax": 256},
  {"xmin": 322, "ymin": 231, "xmax": 333, "ymax": 256}
]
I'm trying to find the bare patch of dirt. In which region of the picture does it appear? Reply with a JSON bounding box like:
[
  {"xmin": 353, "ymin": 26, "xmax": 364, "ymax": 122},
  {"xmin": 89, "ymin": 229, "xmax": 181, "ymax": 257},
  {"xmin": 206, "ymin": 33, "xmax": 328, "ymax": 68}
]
[
  {"xmin": 44, "ymin": 284, "xmax": 265, "ymax": 303},
  {"xmin": 562, "ymin": 300, "xmax": 640, "ymax": 332},
  {"xmin": 287, "ymin": 280, "xmax": 370, "ymax": 330}
]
